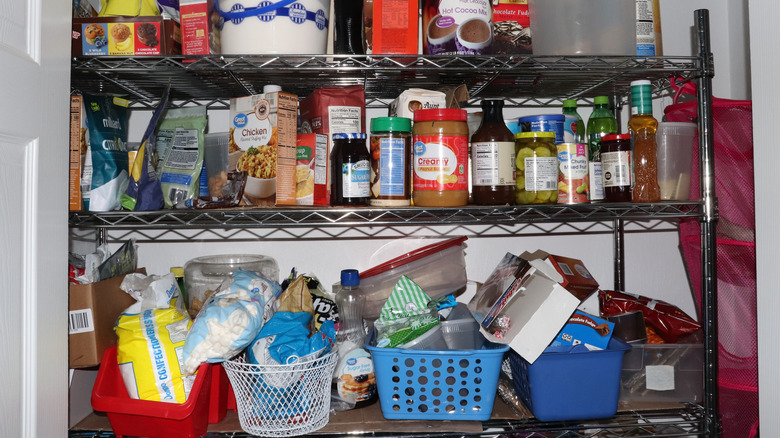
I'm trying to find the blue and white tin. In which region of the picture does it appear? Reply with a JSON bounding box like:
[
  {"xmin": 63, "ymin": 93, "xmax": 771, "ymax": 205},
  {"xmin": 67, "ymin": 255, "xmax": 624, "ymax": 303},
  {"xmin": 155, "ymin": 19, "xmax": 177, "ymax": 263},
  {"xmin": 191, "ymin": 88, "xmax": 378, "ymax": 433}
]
[{"xmin": 518, "ymin": 114, "xmax": 565, "ymax": 144}]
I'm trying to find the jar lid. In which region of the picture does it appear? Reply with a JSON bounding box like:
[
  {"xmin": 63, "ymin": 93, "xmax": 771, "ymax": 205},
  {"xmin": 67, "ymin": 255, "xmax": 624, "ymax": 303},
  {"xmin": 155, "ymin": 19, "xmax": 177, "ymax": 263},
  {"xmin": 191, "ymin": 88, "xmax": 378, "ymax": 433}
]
[
  {"xmin": 518, "ymin": 114, "xmax": 565, "ymax": 123},
  {"xmin": 340, "ymin": 269, "xmax": 360, "ymax": 286},
  {"xmin": 515, "ymin": 131, "xmax": 556, "ymax": 139},
  {"xmin": 602, "ymin": 133, "xmax": 632, "ymax": 142},
  {"xmin": 413, "ymin": 108, "xmax": 468, "ymax": 123},
  {"xmin": 371, "ymin": 116, "xmax": 412, "ymax": 132},
  {"xmin": 332, "ymin": 133, "xmax": 367, "ymax": 140}
]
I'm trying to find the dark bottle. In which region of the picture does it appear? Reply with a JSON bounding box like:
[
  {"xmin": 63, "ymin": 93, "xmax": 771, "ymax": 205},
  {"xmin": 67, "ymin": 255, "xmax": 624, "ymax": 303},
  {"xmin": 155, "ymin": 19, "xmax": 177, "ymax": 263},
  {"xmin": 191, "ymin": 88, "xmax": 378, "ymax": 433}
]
[
  {"xmin": 470, "ymin": 99, "xmax": 516, "ymax": 205},
  {"xmin": 331, "ymin": 133, "xmax": 370, "ymax": 206},
  {"xmin": 601, "ymin": 134, "xmax": 633, "ymax": 202},
  {"xmin": 333, "ymin": 0, "xmax": 365, "ymax": 54}
]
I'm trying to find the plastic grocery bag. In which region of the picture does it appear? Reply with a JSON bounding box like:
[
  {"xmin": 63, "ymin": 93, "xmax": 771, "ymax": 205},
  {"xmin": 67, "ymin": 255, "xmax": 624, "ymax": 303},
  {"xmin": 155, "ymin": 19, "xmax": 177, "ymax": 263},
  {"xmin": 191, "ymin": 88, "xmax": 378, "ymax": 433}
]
[
  {"xmin": 182, "ymin": 269, "xmax": 281, "ymax": 375},
  {"xmin": 115, "ymin": 272, "xmax": 192, "ymax": 403}
]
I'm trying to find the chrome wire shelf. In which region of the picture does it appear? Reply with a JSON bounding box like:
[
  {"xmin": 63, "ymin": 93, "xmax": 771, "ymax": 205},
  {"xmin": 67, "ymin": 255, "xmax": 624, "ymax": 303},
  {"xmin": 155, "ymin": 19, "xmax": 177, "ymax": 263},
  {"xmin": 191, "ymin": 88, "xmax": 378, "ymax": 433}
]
[
  {"xmin": 70, "ymin": 405, "xmax": 705, "ymax": 438},
  {"xmin": 70, "ymin": 54, "xmax": 701, "ymax": 109},
  {"xmin": 68, "ymin": 202, "xmax": 701, "ymax": 230}
]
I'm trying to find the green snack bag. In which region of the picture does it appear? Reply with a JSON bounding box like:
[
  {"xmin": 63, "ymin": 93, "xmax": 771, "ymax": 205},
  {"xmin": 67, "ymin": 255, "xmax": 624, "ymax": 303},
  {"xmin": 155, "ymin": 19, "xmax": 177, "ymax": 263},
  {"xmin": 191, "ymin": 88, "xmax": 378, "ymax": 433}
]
[
  {"xmin": 374, "ymin": 275, "xmax": 440, "ymax": 348},
  {"xmin": 157, "ymin": 106, "xmax": 207, "ymax": 208}
]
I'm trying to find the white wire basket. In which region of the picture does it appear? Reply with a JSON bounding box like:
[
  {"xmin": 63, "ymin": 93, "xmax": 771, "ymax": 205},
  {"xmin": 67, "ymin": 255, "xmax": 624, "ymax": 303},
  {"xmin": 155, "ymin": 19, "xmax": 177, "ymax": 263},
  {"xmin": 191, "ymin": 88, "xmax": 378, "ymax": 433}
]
[{"xmin": 222, "ymin": 351, "xmax": 338, "ymax": 437}]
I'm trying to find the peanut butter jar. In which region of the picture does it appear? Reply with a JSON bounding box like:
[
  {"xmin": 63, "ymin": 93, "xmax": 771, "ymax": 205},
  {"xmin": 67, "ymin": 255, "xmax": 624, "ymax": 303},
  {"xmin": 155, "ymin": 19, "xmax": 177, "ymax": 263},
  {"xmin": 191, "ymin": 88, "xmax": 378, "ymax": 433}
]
[{"xmin": 412, "ymin": 109, "xmax": 469, "ymax": 207}]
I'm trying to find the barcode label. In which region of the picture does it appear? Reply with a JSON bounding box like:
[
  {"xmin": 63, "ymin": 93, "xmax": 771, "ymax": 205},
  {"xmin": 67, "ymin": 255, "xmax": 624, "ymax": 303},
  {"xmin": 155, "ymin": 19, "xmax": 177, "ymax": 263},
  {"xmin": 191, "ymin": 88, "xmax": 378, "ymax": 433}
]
[
  {"xmin": 558, "ymin": 263, "xmax": 574, "ymax": 276},
  {"xmin": 69, "ymin": 309, "xmax": 94, "ymax": 334}
]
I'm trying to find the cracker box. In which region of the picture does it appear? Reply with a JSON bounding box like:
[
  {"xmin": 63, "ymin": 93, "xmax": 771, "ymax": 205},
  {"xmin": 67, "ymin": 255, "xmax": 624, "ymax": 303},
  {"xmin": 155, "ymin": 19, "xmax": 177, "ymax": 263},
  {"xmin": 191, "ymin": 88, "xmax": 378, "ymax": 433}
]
[
  {"xmin": 296, "ymin": 134, "xmax": 330, "ymax": 205},
  {"xmin": 230, "ymin": 91, "xmax": 298, "ymax": 206},
  {"xmin": 468, "ymin": 251, "xmax": 599, "ymax": 364},
  {"xmin": 72, "ymin": 17, "xmax": 181, "ymax": 56},
  {"xmin": 69, "ymin": 269, "xmax": 145, "ymax": 368},
  {"xmin": 551, "ymin": 310, "xmax": 615, "ymax": 350},
  {"xmin": 180, "ymin": 0, "xmax": 221, "ymax": 55}
]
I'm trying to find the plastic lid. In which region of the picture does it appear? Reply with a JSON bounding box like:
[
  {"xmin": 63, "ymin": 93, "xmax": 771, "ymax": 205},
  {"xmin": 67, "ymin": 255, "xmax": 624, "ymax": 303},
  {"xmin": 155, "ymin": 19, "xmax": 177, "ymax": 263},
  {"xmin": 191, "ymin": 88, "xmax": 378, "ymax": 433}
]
[
  {"xmin": 332, "ymin": 133, "xmax": 367, "ymax": 140},
  {"xmin": 360, "ymin": 236, "xmax": 468, "ymax": 279},
  {"xmin": 371, "ymin": 117, "xmax": 412, "ymax": 133},
  {"xmin": 263, "ymin": 84, "xmax": 282, "ymax": 93},
  {"xmin": 515, "ymin": 131, "xmax": 556, "ymax": 139},
  {"xmin": 413, "ymin": 108, "xmax": 468, "ymax": 123},
  {"xmin": 594, "ymin": 96, "xmax": 610, "ymax": 105},
  {"xmin": 631, "ymin": 80, "xmax": 653, "ymax": 115},
  {"xmin": 601, "ymin": 133, "xmax": 631, "ymax": 142},
  {"xmin": 518, "ymin": 114, "xmax": 565, "ymax": 122},
  {"xmin": 562, "ymin": 99, "xmax": 577, "ymax": 108},
  {"xmin": 170, "ymin": 266, "xmax": 184, "ymax": 277},
  {"xmin": 341, "ymin": 269, "xmax": 360, "ymax": 286}
]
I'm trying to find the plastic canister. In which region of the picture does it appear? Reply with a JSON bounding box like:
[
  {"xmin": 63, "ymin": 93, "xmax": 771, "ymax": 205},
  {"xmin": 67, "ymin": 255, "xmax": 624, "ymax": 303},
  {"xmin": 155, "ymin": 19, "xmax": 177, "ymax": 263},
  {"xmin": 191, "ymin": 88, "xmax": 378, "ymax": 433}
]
[
  {"xmin": 656, "ymin": 122, "xmax": 696, "ymax": 201},
  {"xmin": 369, "ymin": 117, "xmax": 412, "ymax": 206},
  {"xmin": 412, "ymin": 109, "xmax": 469, "ymax": 207},
  {"xmin": 203, "ymin": 132, "xmax": 230, "ymax": 197},
  {"xmin": 514, "ymin": 132, "xmax": 558, "ymax": 204},
  {"xmin": 518, "ymin": 114, "xmax": 565, "ymax": 144},
  {"xmin": 216, "ymin": 0, "xmax": 330, "ymax": 55}
]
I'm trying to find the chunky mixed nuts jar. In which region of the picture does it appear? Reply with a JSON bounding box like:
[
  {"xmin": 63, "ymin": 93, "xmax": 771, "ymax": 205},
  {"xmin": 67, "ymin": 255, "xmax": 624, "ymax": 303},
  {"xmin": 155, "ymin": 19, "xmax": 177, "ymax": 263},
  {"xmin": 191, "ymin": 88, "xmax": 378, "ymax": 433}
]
[
  {"xmin": 514, "ymin": 131, "xmax": 558, "ymax": 204},
  {"xmin": 412, "ymin": 109, "xmax": 469, "ymax": 207}
]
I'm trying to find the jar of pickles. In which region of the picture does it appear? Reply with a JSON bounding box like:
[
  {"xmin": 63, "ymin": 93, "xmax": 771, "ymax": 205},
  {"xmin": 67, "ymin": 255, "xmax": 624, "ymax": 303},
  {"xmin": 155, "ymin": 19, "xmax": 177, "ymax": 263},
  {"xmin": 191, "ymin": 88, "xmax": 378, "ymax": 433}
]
[{"xmin": 515, "ymin": 132, "xmax": 558, "ymax": 204}]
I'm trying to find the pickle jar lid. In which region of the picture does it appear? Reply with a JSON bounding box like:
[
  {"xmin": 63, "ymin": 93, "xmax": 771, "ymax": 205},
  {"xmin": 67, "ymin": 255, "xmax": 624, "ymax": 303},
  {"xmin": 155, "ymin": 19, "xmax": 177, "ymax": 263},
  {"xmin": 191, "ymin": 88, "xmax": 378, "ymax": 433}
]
[
  {"xmin": 514, "ymin": 131, "xmax": 556, "ymax": 139},
  {"xmin": 601, "ymin": 133, "xmax": 631, "ymax": 142},
  {"xmin": 413, "ymin": 108, "xmax": 468, "ymax": 123},
  {"xmin": 332, "ymin": 133, "xmax": 367, "ymax": 140},
  {"xmin": 371, "ymin": 116, "xmax": 412, "ymax": 133}
]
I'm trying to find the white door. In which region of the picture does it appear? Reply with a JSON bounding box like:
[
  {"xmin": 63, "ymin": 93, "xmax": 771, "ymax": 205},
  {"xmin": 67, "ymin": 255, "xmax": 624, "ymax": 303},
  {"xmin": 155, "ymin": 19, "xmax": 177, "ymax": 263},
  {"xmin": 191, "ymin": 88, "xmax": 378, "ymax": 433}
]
[{"xmin": 0, "ymin": 0, "xmax": 72, "ymax": 436}]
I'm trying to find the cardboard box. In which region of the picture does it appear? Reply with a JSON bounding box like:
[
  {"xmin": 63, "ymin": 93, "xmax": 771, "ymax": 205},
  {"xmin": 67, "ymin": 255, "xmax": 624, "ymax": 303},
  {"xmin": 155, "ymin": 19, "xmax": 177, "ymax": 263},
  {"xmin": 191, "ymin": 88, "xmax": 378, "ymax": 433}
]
[
  {"xmin": 491, "ymin": 0, "xmax": 532, "ymax": 54},
  {"xmin": 68, "ymin": 269, "xmax": 145, "ymax": 368},
  {"xmin": 364, "ymin": 0, "xmax": 419, "ymax": 54},
  {"xmin": 296, "ymin": 133, "xmax": 330, "ymax": 205},
  {"xmin": 469, "ymin": 251, "xmax": 599, "ymax": 364},
  {"xmin": 551, "ymin": 310, "xmax": 615, "ymax": 350},
  {"xmin": 230, "ymin": 91, "xmax": 298, "ymax": 206},
  {"xmin": 523, "ymin": 250, "xmax": 600, "ymax": 300},
  {"xmin": 69, "ymin": 95, "xmax": 85, "ymax": 211},
  {"xmin": 72, "ymin": 17, "xmax": 181, "ymax": 56},
  {"xmin": 180, "ymin": 0, "xmax": 221, "ymax": 55}
]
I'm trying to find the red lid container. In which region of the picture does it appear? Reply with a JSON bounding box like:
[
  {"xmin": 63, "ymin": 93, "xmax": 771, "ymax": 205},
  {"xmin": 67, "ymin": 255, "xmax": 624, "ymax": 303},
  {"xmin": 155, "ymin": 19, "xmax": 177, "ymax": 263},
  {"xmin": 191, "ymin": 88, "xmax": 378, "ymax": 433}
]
[
  {"xmin": 91, "ymin": 346, "xmax": 228, "ymax": 438},
  {"xmin": 413, "ymin": 108, "xmax": 468, "ymax": 122}
]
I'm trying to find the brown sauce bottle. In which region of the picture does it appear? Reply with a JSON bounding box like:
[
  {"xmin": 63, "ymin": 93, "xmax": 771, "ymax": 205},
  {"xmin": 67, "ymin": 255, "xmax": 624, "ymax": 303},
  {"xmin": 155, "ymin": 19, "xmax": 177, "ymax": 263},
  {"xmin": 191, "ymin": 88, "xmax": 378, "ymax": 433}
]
[{"xmin": 471, "ymin": 99, "xmax": 516, "ymax": 205}]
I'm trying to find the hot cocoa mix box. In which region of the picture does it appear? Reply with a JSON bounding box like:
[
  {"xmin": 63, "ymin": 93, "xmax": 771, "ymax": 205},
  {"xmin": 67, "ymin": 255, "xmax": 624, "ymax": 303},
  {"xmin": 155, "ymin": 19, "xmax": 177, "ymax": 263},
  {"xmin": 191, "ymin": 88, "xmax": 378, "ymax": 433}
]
[{"xmin": 491, "ymin": 0, "xmax": 532, "ymax": 54}]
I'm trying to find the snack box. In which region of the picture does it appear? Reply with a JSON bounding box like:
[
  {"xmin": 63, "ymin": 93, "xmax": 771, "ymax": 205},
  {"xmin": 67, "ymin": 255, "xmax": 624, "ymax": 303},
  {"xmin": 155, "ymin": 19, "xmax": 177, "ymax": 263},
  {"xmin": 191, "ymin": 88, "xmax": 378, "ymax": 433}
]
[
  {"xmin": 468, "ymin": 251, "xmax": 599, "ymax": 364},
  {"xmin": 72, "ymin": 17, "xmax": 181, "ymax": 56},
  {"xmin": 296, "ymin": 133, "xmax": 330, "ymax": 205},
  {"xmin": 551, "ymin": 309, "xmax": 615, "ymax": 350},
  {"xmin": 619, "ymin": 343, "xmax": 704, "ymax": 404},
  {"xmin": 180, "ymin": 0, "xmax": 221, "ymax": 55},
  {"xmin": 69, "ymin": 269, "xmax": 145, "ymax": 368}
]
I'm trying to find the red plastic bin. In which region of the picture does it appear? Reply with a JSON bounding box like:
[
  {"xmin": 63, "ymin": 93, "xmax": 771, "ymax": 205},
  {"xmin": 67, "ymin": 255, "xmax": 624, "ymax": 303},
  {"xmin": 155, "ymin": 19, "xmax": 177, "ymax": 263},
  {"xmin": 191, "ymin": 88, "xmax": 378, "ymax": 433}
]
[{"xmin": 91, "ymin": 346, "xmax": 227, "ymax": 438}]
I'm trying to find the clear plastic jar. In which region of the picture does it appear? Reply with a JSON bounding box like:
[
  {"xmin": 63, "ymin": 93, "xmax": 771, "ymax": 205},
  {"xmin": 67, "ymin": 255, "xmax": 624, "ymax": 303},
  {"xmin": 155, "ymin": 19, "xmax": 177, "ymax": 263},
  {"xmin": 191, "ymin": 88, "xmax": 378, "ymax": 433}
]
[{"xmin": 514, "ymin": 132, "xmax": 558, "ymax": 204}]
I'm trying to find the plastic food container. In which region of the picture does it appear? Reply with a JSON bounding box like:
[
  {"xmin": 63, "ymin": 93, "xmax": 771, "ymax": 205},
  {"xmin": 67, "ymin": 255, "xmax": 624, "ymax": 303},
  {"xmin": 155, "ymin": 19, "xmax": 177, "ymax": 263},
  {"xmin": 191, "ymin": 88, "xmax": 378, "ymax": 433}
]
[
  {"xmin": 508, "ymin": 337, "xmax": 630, "ymax": 421},
  {"xmin": 367, "ymin": 341, "xmax": 509, "ymax": 420},
  {"xmin": 353, "ymin": 236, "xmax": 468, "ymax": 321},
  {"xmin": 440, "ymin": 303, "xmax": 485, "ymax": 350},
  {"xmin": 656, "ymin": 122, "xmax": 697, "ymax": 201},
  {"xmin": 183, "ymin": 254, "xmax": 279, "ymax": 317},
  {"xmin": 400, "ymin": 323, "xmax": 447, "ymax": 350},
  {"xmin": 528, "ymin": 0, "xmax": 636, "ymax": 56},
  {"xmin": 91, "ymin": 347, "xmax": 228, "ymax": 438},
  {"xmin": 620, "ymin": 343, "xmax": 703, "ymax": 403}
]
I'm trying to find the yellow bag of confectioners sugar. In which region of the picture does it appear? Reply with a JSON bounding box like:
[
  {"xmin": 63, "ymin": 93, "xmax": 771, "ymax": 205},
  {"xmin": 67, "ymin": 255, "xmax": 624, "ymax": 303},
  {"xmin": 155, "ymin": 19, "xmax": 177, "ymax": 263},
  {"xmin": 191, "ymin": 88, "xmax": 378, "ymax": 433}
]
[{"xmin": 115, "ymin": 272, "xmax": 193, "ymax": 403}]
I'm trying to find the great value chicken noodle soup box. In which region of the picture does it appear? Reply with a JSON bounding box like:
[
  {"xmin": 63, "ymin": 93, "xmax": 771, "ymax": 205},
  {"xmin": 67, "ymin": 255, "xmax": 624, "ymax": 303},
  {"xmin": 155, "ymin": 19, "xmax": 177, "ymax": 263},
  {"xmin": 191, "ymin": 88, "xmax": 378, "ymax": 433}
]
[
  {"xmin": 296, "ymin": 134, "xmax": 329, "ymax": 205},
  {"xmin": 72, "ymin": 17, "xmax": 181, "ymax": 56},
  {"xmin": 69, "ymin": 269, "xmax": 145, "ymax": 368},
  {"xmin": 230, "ymin": 91, "xmax": 298, "ymax": 206},
  {"xmin": 468, "ymin": 252, "xmax": 598, "ymax": 364}
]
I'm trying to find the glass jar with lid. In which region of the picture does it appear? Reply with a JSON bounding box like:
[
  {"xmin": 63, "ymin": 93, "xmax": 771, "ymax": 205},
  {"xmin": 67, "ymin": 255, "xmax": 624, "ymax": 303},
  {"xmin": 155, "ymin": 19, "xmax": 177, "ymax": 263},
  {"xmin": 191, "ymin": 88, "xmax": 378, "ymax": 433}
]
[{"xmin": 514, "ymin": 132, "xmax": 558, "ymax": 204}]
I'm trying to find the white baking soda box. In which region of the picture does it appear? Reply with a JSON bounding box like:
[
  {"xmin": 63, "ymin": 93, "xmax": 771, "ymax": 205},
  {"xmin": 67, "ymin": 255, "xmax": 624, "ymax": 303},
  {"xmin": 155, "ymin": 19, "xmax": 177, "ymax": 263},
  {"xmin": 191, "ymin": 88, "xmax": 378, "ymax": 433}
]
[{"xmin": 229, "ymin": 88, "xmax": 298, "ymax": 206}]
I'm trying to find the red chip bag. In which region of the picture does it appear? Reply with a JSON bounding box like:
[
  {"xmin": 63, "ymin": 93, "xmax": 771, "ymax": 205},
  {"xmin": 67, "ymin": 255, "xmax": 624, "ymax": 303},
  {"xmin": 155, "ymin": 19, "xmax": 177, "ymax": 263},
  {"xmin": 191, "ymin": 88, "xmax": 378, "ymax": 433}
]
[{"xmin": 599, "ymin": 289, "xmax": 701, "ymax": 343}]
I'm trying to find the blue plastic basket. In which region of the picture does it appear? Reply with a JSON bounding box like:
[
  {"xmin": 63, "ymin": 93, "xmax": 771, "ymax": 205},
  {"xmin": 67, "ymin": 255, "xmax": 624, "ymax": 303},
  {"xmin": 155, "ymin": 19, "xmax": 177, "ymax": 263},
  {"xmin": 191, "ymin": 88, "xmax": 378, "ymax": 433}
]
[
  {"xmin": 366, "ymin": 341, "xmax": 508, "ymax": 421},
  {"xmin": 508, "ymin": 337, "xmax": 630, "ymax": 421}
]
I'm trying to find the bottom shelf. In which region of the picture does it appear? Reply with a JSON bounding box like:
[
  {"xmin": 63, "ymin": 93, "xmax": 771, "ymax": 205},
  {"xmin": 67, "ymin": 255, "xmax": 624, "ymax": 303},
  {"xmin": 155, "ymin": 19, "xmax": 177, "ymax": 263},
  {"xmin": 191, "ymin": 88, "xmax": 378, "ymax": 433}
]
[{"xmin": 70, "ymin": 397, "xmax": 706, "ymax": 438}]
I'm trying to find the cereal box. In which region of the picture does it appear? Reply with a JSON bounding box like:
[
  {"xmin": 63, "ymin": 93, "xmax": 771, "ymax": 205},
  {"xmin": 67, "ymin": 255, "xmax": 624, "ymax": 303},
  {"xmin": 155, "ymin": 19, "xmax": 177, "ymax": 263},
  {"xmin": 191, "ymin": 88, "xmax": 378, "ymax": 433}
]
[{"xmin": 230, "ymin": 91, "xmax": 298, "ymax": 206}]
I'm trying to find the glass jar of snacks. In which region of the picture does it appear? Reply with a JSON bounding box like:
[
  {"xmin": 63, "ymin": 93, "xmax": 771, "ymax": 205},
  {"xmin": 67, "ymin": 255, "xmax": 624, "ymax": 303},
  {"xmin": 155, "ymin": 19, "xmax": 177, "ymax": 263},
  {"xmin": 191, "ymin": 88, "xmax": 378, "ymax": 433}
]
[{"xmin": 514, "ymin": 132, "xmax": 558, "ymax": 204}]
